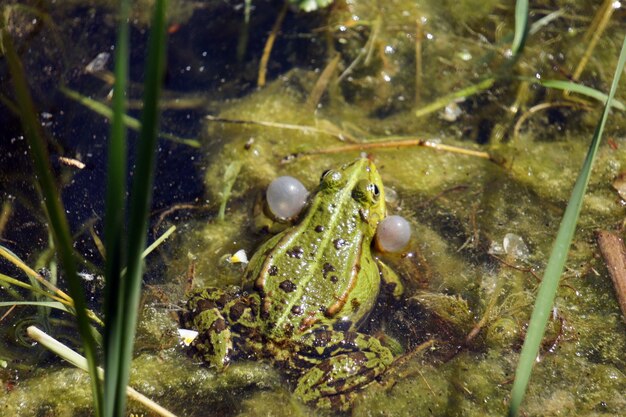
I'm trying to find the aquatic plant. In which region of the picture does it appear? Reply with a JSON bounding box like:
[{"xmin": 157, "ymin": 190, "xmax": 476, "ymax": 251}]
[
  {"xmin": 103, "ymin": 0, "xmax": 168, "ymax": 416},
  {"xmin": 509, "ymin": 37, "xmax": 626, "ymax": 417},
  {"xmin": 1, "ymin": 0, "xmax": 169, "ymax": 415}
]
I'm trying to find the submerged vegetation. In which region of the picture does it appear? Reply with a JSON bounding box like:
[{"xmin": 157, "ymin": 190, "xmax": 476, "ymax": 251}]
[{"xmin": 1, "ymin": 0, "xmax": 625, "ymax": 416}]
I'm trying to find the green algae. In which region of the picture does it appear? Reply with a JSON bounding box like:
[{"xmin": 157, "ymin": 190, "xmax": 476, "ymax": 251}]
[{"xmin": 0, "ymin": 350, "xmax": 282, "ymax": 416}]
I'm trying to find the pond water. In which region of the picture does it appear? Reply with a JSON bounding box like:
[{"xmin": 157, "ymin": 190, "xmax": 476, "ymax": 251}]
[{"xmin": 1, "ymin": 1, "xmax": 625, "ymax": 416}]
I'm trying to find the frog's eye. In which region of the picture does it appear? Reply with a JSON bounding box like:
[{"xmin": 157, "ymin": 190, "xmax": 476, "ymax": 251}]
[
  {"xmin": 321, "ymin": 170, "xmax": 342, "ymax": 189},
  {"xmin": 352, "ymin": 180, "xmax": 379, "ymax": 204},
  {"xmin": 372, "ymin": 184, "xmax": 380, "ymax": 198}
]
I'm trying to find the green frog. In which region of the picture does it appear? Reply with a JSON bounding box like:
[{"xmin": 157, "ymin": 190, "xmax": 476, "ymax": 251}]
[{"xmin": 180, "ymin": 158, "xmax": 403, "ymax": 410}]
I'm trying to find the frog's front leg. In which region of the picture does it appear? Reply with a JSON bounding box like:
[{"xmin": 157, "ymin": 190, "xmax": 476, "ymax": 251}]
[
  {"xmin": 181, "ymin": 286, "xmax": 244, "ymax": 371},
  {"xmin": 377, "ymin": 259, "xmax": 404, "ymax": 299},
  {"xmin": 293, "ymin": 328, "xmax": 393, "ymax": 410}
]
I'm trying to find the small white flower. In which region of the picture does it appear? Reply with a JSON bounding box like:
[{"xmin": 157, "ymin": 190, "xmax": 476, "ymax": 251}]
[
  {"xmin": 228, "ymin": 249, "xmax": 248, "ymax": 264},
  {"xmin": 177, "ymin": 329, "xmax": 198, "ymax": 346}
]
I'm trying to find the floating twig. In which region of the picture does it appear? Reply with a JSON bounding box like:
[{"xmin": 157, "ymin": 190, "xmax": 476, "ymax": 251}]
[
  {"xmin": 0, "ymin": 200, "xmax": 12, "ymax": 238},
  {"xmin": 257, "ymin": 2, "xmax": 288, "ymax": 87},
  {"xmin": 570, "ymin": 0, "xmax": 615, "ymax": 84},
  {"xmin": 414, "ymin": 18, "xmax": 423, "ymax": 106},
  {"xmin": 0, "ymin": 304, "xmax": 16, "ymax": 322},
  {"xmin": 415, "ymin": 78, "xmax": 495, "ymax": 118},
  {"xmin": 306, "ymin": 54, "xmax": 341, "ymax": 111},
  {"xmin": 596, "ymin": 230, "xmax": 626, "ymax": 322},
  {"xmin": 297, "ymin": 137, "xmax": 493, "ymax": 160},
  {"xmin": 27, "ymin": 326, "xmax": 179, "ymax": 417},
  {"xmin": 58, "ymin": 156, "xmax": 86, "ymax": 170},
  {"xmin": 513, "ymin": 101, "xmax": 583, "ymax": 141},
  {"xmin": 205, "ymin": 114, "xmax": 356, "ymax": 141}
]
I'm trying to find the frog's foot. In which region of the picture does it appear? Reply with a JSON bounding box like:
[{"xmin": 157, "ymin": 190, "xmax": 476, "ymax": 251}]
[
  {"xmin": 293, "ymin": 329, "xmax": 393, "ymax": 410},
  {"xmin": 181, "ymin": 286, "xmax": 243, "ymax": 371}
]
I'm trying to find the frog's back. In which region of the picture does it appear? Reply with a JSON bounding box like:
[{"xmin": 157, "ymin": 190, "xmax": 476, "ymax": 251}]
[{"xmin": 247, "ymin": 159, "xmax": 385, "ymax": 340}]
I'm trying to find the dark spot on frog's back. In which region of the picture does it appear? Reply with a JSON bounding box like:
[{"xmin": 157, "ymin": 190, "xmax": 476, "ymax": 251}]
[
  {"xmin": 315, "ymin": 225, "xmax": 324, "ymax": 233},
  {"xmin": 330, "ymin": 275, "xmax": 339, "ymax": 283},
  {"xmin": 279, "ymin": 279, "xmax": 297, "ymax": 292},
  {"xmin": 287, "ymin": 246, "xmax": 304, "ymax": 258},
  {"xmin": 322, "ymin": 262, "xmax": 336, "ymax": 278},
  {"xmin": 268, "ymin": 265, "xmax": 278, "ymax": 276},
  {"xmin": 333, "ymin": 238, "xmax": 346, "ymax": 249},
  {"xmin": 291, "ymin": 304, "xmax": 303, "ymax": 315},
  {"xmin": 210, "ymin": 318, "xmax": 227, "ymax": 333},
  {"xmin": 228, "ymin": 300, "xmax": 246, "ymax": 321},
  {"xmin": 351, "ymin": 298, "xmax": 360, "ymax": 313},
  {"xmin": 195, "ymin": 298, "xmax": 216, "ymax": 312}
]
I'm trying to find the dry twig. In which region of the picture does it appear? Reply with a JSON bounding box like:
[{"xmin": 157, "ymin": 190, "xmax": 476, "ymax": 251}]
[{"xmin": 596, "ymin": 230, "xmax": 626, "ymax": 322}]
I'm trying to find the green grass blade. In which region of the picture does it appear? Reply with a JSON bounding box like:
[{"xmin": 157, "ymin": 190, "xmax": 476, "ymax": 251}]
[
  {"xmin": 415, "ymin": 78, "xmax": 495, "ymax": 118},
  {"xmin": 102, "ymin": 0, "xmax": 131, "ymax": 416},
  {"xmin": 511, "ymin": 0, "xmax": 528, "ymax": 56},
  {"xmin": 529, "ymin": 78, "xmax": 626, "ymax": 110},
  {"xmin": 0, "ymin": 27, "xmax": 103, "ymax": 417},
  {"xmin": 0, "ymin": 272, "xmax": 69, "ymax": 303},
  {"xmin": 0, "ymin": 301, "xmax": 70, "ymax": 313},
  {"xmin": 59, "ymin": 87, "xmax": 201, "ymax": 147},
  {"xmin": 107, "ymin": 0, "xmax": 168, "ymax": 415},
  {"xmin": 508, "ymin": 37, "xmax": 626, "ymax": 417}
]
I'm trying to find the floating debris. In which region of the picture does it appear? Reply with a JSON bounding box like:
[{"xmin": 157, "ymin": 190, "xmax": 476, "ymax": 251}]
[
  {"xmin": 489, "ymin": 233, "xmax": 530, "ymax": 261},
  {"xmin": 85, "ymin": 52, "xmax": 110, "ymax": 73},
  {"xmin": 227, "ymin": 249, "xmax": 248, "ymax": 264},
  {"xmin": 177, "ymin": 329, "xmax": 198, "ymax": 346}
]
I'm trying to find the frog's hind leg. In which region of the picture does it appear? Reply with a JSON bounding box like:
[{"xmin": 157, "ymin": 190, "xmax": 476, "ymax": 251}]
[
  {"xmin": 293, "ymin": 329, "xmax": 393, "ymax": 410},
  {"xmin": 181, "ymin": 286, "xmax": 242, "ymax": 371}
]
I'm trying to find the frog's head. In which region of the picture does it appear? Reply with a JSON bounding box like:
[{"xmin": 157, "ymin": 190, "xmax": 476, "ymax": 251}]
[{"xmin": 317, "ymin": 158, "xmax": 386, "ymax": 237}]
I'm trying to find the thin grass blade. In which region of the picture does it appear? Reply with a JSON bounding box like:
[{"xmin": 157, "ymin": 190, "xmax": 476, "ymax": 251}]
[
  {"xmin": 508, "ymin": 37, "xmax": 626, "ymax": 417},
  {"xmin": 0, "ymin": 27, "xmax": 103, "ymax": 417},
  {"xmin": 102, "ymin": 0, "xmax": 131, "ymax": 416},
  {"xmin": 511, "ymin": 0, "xmax": 528, "ymax": 56},
  {"xmin": 107, "ymin": 0, "xmax": 169, "ymax": 415},
  {"xmin": 0, "ymin": 301, "xmax": 70, "ymax": 313},
  {"xmin": 531, "ymin": 78, "xmax": 626, "ymax": 110}
]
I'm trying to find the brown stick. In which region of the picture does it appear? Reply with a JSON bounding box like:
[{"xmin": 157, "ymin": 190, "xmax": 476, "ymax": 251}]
[
  {"xmin": 596, "ymin": 230, "xmax": 626, "ymax": 322},
  {"xmin": 306, "ymin": 54, "xmax": 341, "ymax": 111},
  {"xmin": 414, "ymin": 18, "xmax": 423, "ymax": 106},
  {"xmin": 257, "ymin": 2, "xmax": 288, "ymax": 88}
]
